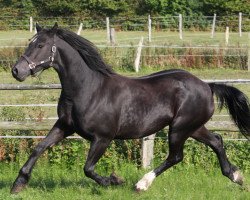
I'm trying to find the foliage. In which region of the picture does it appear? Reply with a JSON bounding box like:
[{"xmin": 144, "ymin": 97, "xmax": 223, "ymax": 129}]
[
  {"xmin": 0, "ymin": 0, "xmax": 249, "ymax": 20},
  {"xmin": 33, "ymin": 0, "xmax": 83, "ymax": 17},
  {"xmin": 1, "ymin": 127, "xmax": 249, "ymax": 173},
  {"xmin": 203, "ymin": 0, "xmax": 250, "ymax": 16}
]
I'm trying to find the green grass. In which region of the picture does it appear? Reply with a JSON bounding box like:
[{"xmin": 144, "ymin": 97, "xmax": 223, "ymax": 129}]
[{"xmin": 0, "ymin": 163, "xmax": 249, "ymax": 200}]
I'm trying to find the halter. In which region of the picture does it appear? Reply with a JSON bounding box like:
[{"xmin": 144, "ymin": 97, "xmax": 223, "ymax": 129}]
[{"xmin": 21, "ymin": 44, "xmax": 57, "ymax": 74}]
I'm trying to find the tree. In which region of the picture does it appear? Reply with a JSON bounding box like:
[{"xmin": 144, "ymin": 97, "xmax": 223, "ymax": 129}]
[
  {"xmin": 32, "ymin": 0, "xmax": 82, "ymax": 16},
  {"xmin": 82, "ymin": 0, "xmax": 130, "ymax": 18},
  {"xmin": 203, "ymin": 0, "xmax": 250, "ymax": 16}
]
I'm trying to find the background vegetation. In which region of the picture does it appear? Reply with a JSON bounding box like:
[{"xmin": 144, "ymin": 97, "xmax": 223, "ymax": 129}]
[
  {"xmin": 0, "ymin": 0, "xmax": 249, "ymax": 31},
  {"xmin": 1, "ymin": 0, "xmax": 249, "ymax": 18}
]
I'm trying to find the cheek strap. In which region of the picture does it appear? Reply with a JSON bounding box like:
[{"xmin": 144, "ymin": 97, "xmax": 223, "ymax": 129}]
[{"xmin": 21, "ymin": 45, "xmax": 57, "ymax": 72}]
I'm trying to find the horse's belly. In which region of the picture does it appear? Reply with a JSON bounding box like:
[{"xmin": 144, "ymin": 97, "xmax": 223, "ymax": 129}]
[{"xmin": 116, "ymin": 111, "xmax": 172, "ymax": 139}]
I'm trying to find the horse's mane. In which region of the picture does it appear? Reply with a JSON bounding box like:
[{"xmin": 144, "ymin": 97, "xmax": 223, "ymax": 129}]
[{"xmin": 55, "ymin": 28, "xmax": 114, "ymax": 76}]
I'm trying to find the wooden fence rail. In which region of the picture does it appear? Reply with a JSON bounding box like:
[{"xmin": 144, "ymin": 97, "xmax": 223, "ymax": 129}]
[
  {"xmin": 0, "ymin": 81, "xmax": 249, "ymax": 168},
  {"xmin": 1, "ymin": 79, "xmax": 250, "ymax": 91},
  {"xmin": 0, "ymin": 83, "xmax": 61, "ymax": 90}
]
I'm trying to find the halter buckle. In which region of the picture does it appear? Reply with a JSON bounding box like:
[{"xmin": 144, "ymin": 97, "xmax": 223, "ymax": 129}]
[
  {"xmin": 49, "ymin": 56, "xmax": 54, "ymax": 62},
  {"xmin": 52, "ymin": 45, "xmax": 56, "ymax": 53},
  {"xmin": 29, "ymin": 63, "xmax": 36, "ymax": 69}
]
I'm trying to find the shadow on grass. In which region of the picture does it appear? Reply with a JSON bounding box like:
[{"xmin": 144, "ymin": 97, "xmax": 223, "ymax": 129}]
[
  {"xmin": 0, "ymin": 180, "xmax": 13, "ymax": 190},
  {"xmin": 30, "ymin": 177, "xmax": 92, "ymax": 190},
  {"xmin": 28, "ymin": 176, "xmax": 128, "ymax": 193}
]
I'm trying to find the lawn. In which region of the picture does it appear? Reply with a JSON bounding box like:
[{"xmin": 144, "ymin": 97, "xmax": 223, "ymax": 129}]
[{"xmin": 0, "ymin": 162, "xmax": 249, "ymax": 200}]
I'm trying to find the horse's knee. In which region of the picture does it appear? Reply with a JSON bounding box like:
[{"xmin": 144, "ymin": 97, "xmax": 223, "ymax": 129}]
[
  {"xmin": 19, "ymin": 167, "xmax": 30, "ymax": 181},
  {"xmin": 84, "ymin": 166, "xmax": 93, "ymax": 178}
]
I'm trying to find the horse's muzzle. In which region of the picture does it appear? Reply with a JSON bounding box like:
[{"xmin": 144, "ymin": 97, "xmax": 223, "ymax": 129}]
[{"xmin": 11, "ymin": 65, "xmax": 29, "ymax": 82}]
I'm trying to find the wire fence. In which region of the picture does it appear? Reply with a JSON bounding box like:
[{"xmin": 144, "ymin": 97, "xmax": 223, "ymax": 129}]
[{"xmin": 0, "ymin": 14, "xmax": 249, "ymax": 31}]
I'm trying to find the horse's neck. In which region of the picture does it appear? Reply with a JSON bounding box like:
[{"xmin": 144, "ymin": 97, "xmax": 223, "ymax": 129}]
[{"xmin": 54, "ymin": 47, "xmax": 104, "ymax": 100}]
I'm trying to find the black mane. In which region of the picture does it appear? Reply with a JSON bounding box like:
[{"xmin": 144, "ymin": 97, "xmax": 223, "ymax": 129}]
[{"xmin": 55, "ymin": 28, "xmax": 114, "ymax": 76}]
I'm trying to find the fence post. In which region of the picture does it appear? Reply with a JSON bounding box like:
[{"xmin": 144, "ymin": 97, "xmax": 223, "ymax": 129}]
[
  {"xmin": 148, "ymin": 15, "xmax": 152, "ymax": 42},
  {"xmin": 179, "ymin": 14, "xmax": 183, "ymax": 40},
  {"xmin": 142, "ymin": 134, "xmax": 155, "ymax": 168},
  {"xmin": 225, "ymin": 26, "xmax": 229, "ymax": 46},
  {"xmin": 110, "ymin": 28, "xmax": 115, "ymax": 45},
  {"xmin": 211, "ymin": 13, "xmax": 216, "ymax": 38},
  {"xmin": 134, "ymin": 37, "xmax": 144, "ymax": 73},
  {"xmin": 77, "ymin": 23, "xmax": 83, "ymax": 35},
  {"xmin": 248, "ymin": 33, "xmax": 250, "ymax": 71},
  {"xmin": 239, "ymin": 12, "xmax": 242, "ymax": 37},
  {"xmin": 29, "ymin": 17, "xmax": 33, "ymax": 33},
  {"xmin": 106, "ymin": 17, "xmax": 110, "ymax": 44}
]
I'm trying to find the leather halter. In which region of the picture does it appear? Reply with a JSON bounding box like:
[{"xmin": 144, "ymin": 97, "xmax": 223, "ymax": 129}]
[{"xmin": 21, "ymin": 44, "xmax": 56, "ymax": 74}]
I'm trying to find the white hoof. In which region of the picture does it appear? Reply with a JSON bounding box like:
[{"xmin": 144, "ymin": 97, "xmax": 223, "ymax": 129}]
[
  {"xmin": 233, "ymin": 171, "xmax": 243, "ymax": 185},
  {"xmin": 135, "ymin": 171, "xmax": 156, "ymax": 191}
]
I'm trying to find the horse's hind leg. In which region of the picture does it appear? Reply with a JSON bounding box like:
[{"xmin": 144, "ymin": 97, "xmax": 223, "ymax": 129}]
[
  {"xmin": 191, "ymin": 126, "xmax": 243, "ymax": 185},
  {"xmin": 136, "ymin": 126, "xmax": 189, "ymax": 191},
  {"xmin": 83, "ymin": 136, "xmax": 124, "ymax": 186}
]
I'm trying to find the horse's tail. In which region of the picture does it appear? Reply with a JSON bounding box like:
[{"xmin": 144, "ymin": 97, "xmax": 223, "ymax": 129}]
[{"xmin": 209, "ymin": 83, "xmax": 250, "ymax": 140}]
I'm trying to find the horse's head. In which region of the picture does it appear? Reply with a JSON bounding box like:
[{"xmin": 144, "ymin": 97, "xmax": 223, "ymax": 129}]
[{"xmin": 12, "ymin": 23, "xmax": 58, "ymax": 81}]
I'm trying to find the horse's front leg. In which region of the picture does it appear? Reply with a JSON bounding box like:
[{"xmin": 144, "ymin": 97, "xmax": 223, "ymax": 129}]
[
  {"xmin": 11, "ymin": 121, "xmax": 72, "ymax": 194},
  {"xmin": 84, "ymin": 136, "xmax": 124, "ymax": 186}
]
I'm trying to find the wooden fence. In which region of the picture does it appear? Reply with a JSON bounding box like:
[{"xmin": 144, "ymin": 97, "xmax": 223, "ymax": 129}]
[{"xmin": 0, "ymin": 81, "xmax": 249, "ymax": 168}]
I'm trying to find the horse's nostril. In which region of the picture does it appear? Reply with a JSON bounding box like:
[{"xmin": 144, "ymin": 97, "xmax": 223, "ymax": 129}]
[{"xmin": 12, "ymin": 67, "xmax": 18, "ymax": 76}]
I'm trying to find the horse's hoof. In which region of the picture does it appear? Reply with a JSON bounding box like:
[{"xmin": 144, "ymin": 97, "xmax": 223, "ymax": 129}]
[
  {"xmin": 135, "ymin": 171, "xmax": 156, "ymax": 191},
  {"xmin": 233, "ymin": 171, "xmax": 244, "ymax": 186},
  {"xmin": 10, "ymin": 184, "xmax": 26, "ymax": 194},
  {"xmin": 10, "ymin": 176, "xmax": 28, "ymax": 194},
  {"xmin": 110, "ymin": 172, "xmax": 124, "ymax": 185},
  {"xmin": 135, "ymin": 186, "xmax": 143, "ymax": 192}
]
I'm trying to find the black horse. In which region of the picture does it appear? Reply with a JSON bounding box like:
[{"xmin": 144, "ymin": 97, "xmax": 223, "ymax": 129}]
[{"xmin": 11, "ymin": 23, "xmax": 250, "ymax": 193}]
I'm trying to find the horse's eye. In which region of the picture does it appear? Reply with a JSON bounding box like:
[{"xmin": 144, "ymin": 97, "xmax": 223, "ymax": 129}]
[{"xmin": 38, "ymin": 44, "xmax": 43, "ymax": 48}]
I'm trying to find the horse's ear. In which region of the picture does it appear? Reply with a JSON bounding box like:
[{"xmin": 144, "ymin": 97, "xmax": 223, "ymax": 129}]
[
  {"xmin": 36, "ymin": 23, "xmax": 42, "ymax": 32},
  {"xmin": 51, "ymin": 22, "xmax": 58, "ymax": 32}
]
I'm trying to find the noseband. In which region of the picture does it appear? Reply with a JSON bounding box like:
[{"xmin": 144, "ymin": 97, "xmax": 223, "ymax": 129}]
[{"xmin": 21, "ymin": 44, "xmax": 57, "ymax": 74}]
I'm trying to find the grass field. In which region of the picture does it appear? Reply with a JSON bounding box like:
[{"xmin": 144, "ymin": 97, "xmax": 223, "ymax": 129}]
[{"xmin": 0, "ymin": 162, "xmax": 250, "ymax": 200}]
